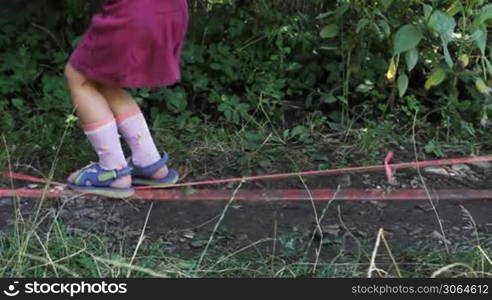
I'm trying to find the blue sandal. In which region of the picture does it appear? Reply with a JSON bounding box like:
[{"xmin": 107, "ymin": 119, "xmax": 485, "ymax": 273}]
[
  {"xmin": 67, "ymin": 163, "xmax": 135, "ymax": 198},
  {"xmin": 130, "ymin": 152, "xmax": 180, "ymax": 187}
]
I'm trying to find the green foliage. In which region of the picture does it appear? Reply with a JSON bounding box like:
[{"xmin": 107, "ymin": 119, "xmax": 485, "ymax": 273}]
[
  {"xmin": 317, "ymin": 0, "xmax": 492, "ymax": 143},
  {"xmin": 393, "ymin": 24, "xmax": 423, "ymax": 55},
  {"xmin": 0, "ymin": 0, "xmax": 491, "ymax": 165}
]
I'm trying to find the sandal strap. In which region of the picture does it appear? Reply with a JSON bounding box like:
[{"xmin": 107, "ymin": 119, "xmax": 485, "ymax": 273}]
[
  {"xmin": 74, "ymin": 164, "xmax": 133, "ymax": 187},
  {"xmin": 116, "ymin": 166, "xmax": 133, "ymax": 177},
  {"xmin": 131, "ymin": 152, "xmax": 169, "ymax": 177}
]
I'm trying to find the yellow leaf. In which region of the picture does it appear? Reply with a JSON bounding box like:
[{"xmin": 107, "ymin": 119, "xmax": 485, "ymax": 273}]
[
  {"xmin": 425, "ymin": 67, "xmax": 447, "ymax": 90},
  {"xmin": 386, "ymin": 58, "xmax": 397, "ymax": 82},
  {"xmin": 475, "ymin": 78, "xmax": 489, "ymax": 94},
  {"xmin": 446, "ymin": 1, "xmax": 462, "ymax": 16},
  {"xmin": 348, "ymin": 64, "xmax": 360, "ymax": 74},
  {"xmin": 458, "ymin": 54, "xmax": 469, "ymax": 68}
]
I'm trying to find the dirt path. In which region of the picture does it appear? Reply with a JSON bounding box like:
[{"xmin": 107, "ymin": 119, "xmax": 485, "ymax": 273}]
[{"xmin": 1, "ymin": 161, "xmax": 491, "ymax": 257}]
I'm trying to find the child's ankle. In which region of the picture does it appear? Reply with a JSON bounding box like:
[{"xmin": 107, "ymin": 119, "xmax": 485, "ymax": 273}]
[
  {"xmin": 151, "ymin": 165, "xmax": 169, "ymax": 179},
  {"xmin": 110, "ymin": 175, "xmax": 132, "ymax": 188}
]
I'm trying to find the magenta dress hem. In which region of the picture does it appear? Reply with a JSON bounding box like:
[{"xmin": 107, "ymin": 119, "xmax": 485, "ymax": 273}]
[
  {"xmin": 69, "ymin": 55, "xmax": 182, "ymax": 88},
  {"xmin": 69, "ymin": 0, "xmax": 188, "ymax": 89}
]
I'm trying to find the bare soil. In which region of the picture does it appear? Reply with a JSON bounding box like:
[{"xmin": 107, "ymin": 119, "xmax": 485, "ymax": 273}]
[{"xmin": 1, "ymin": 159, "xmax": 491, "ymax": 259}]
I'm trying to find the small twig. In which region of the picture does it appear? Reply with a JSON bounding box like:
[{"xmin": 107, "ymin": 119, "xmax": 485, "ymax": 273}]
[
  {"xmin": 2, "ymin": 134, "xmax": 26, "ymax": 275},
  {"xmin": 477, "ymin": 246, "xmax": 492, "ymax": 266},
  {"xmin": 194, "ymin": 180, "xmax": 244, "ymax": 275},
  {"xmin": 298, "ymin": 175, "xmax": 323, "ymax": 274},
  {"xmin": 460, "ymin": 205, "xmax": 481, "ymax": 247},
  {"xmin": 411, "ymin": 112, "xmax": 449, "ymax": 254},
  {"xmin": 179, "ymin": 215, "xmax": 220, "ymax": 233},
  {"xmin": 271, "ymin": 214, "xmax": 278, "ymax": 276},
  {"xmin": 45, "ymin": 194, "xmax": 81, "ymax": 244},
  {"xmin": 337, "ymin": 205, "xmax": 364, "ymax": 258},
  {"xmin": 33, "ymin": 232, "xmax": 59, "ymax": 277},
  {"xmin": 92, "ymin": 256, "xmax": 180, "ymax": 278},
  {"xmin": 26, "ymin": 241, "xmax": 87, "ymax": 272},
  {"xmin": 211, "ymin": 238, "xmax": 274, "ymax": 269},
  {"xmin": 22, "ymin": 253, "xmax": 80, "ymax": 278},
  {"xmin": 431, "ymin": 263, "xmax": 477, "ymax": 278},
  {"xmin": 303, "ymin": 185, "xmax": 341, "ymax": 259},
  {"xmin": 368, "ymin": 228, "xmax": 387, "ymax": 278},
  {"xmin": 31, "ymin": 23, "xmax": 66, "ymax": 54},
  {"xmin": 379, "ymin": 230, "xmax": 402, "ymax": 278},
  {"xmin": 127, "ymin": 202, "xmax": 154, "ymax": 278}
]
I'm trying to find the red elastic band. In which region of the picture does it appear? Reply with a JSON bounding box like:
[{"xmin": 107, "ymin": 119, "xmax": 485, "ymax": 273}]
[
  {"xmin": 115, "ymin": 106, "xmax": 142, "ymax": 123},
  {"xmin": 83, "ymin": 115, "xmax": 115, "ymax": 132}
]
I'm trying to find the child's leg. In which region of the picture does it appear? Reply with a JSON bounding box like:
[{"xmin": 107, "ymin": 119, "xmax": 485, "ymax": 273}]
[
  {"xmin": 64, "ymin": 63, "xmax": 130, "ymax": 188},
  {"xmin": 97, "ymin": 85, "xmax": 168, "ymax": 179}
]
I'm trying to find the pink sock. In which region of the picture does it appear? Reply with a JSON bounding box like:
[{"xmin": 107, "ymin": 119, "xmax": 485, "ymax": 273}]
[
  {"xmin": 116, "ymin": 107, "xmax": 161, "ymax": 167},
  {"xmin": 83, "ymin": 116, "xmax": 128, "ymax": 170}
]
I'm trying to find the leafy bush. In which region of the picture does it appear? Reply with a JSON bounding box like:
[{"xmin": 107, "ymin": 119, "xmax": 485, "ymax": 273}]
[
  {"xmin": 317, "ymin": 0, "xmax": 492, "ymax": 141},
  {"xmin": 0, "ymin": 0, "xmax": 491, "ymax": 167}
]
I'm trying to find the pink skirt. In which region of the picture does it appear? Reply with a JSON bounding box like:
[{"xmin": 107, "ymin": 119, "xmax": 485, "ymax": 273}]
[{"xmin": 70, "ymin": 0, "xmax": 189, "ymax": 88}]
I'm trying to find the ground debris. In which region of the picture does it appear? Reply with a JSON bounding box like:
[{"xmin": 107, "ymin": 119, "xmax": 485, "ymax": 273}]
[
  {"xmin": 468, "ymin": 161, "xmax": 492, "ymax": 169},
  {"xmin": 182, "ymin": 230, "xmax": 195, "ymax": 239},
  {"xmin": 431, "ymin": 230, "xmax": 451, "ymax": 245},
  {"xmin": 322, "ymin": 224, "xmax": 341, "ymax": 236},
  {"xmin": 451, "ymin": 164, "xmax": 470, "ymax": 173},
  {"xmin": 424, "ymin": 167, "xmax": 450, "ymax": 176},
  {"xmin": 336, "ymin": 174, "xmax": 352, "ymax": 187}
]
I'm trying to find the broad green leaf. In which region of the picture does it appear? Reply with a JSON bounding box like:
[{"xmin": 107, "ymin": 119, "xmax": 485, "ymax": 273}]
[
  {"xmin": 428, "ymin": 10, "xmax": 456, "ymax": 67},
  {"xmin": 377, "ymin": 20, "xmax": 391, "ymax": 38},
  {"xmin": 379, "ymin": 0, "xmax": 393, "ymax": 11},
  {"xmin": 355, "ymin": 83, "xmax": 374, "ymax": 93},
  {"xmin": 423, "ymin": 4, "xmax": 433, "ymax": 20},
  {"xmin": 425, "ymin": 67, "xmax": 447, "ymax": 90},
  {"xmin": 337, "ymin": 96, "xmax": 348, "ymax": 105},
  {"xmin": 476, "ymin": 4, "xmax": 492, "ymax": 25},
  {"xmin": 393, "ymin": 24, "xmax": 423, "ymax": 55},
  {"xmin": 11, "ymin": 98, "xmax": 24, "ymax": 110},
  {"xmin": 485, "ymin": 58, "xmax": 492, "ymax": 77},
  {"xmin": 356, "ymin": 19, "xmax": 370, "ymax": 33},
  {"xmin": 316, "ymin": 3, "xmax": 350, "ymax": 20},
  {"xmin": 333, "ymin": 3, "xmax": 350, "ymax": 18},
  {"xmin": 356, "ymin": 80, "xmax": 375, "ymax": 93},
  {"xmin": 442, "ymin": 37, "xmax": 454, "ymax": 68},
  {"xmin": 320, "ymin": 24, "xmax": 339, "ymax": 39},
  {"xmin": 405, "ymin": 48, "xmax": 419, "ymax": 72},
  {"xmin": 397, "ymin": 73, "xmax": 409, "ymax": 98},
  {"xmin": 424, "ymin": 140, "xmax": 445, "ymax": 157},
  {"xmin": 291, "ymin": 125, "xmax": 307, "ymax": 137},
  {"xmin": 316, "ymin": 11, "xmax": 335, "ymax": 20},
  {"xmin": 242, "ymin": 131, "xmax": 264, "ymax": 151},
  {"xmin": 321, "ymin": 94, "xmax": 338, "ymax": 104},
  {"xmin": 428, "ymin": 10, "xmax": 456, "ymax": 38},
  {"xmin": 473, "ymin": 25, "xmax": 488, "ymax": 55}
]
